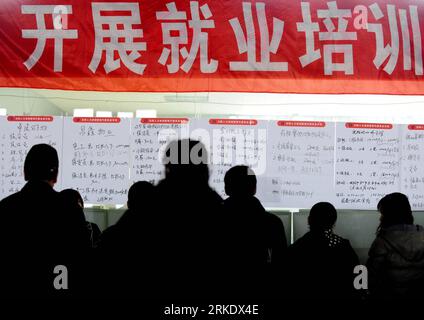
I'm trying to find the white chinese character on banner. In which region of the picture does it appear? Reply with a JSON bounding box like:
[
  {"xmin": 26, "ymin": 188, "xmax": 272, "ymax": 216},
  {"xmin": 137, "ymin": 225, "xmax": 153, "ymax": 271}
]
[
  {"xmin": 229, "ymin": 2, "xmax": 287, "ymax": 71},
  {"xmin": 89, "ymin": 3, "xmax": 146, "ymax": 75},
  {"xmin": 297, "ymin": 1, "xmax": 357, "ymax": 75},
  {"xmin": 368, "ymin": 3, "xmax": 422, "ymax": 75},
  {"xmin": 21, "ymin": 5, "xmax": 78, "ymax": 72},
  {"xmin": 156, "ymin": 2, "xmax": 217, "ymax": 73}
]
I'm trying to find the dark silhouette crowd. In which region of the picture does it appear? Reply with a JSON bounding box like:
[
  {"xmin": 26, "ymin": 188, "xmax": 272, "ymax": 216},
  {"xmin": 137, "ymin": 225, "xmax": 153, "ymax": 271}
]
[{"xmin": 1, "ymin": 141, "xmax": 424, "ymax": 301}]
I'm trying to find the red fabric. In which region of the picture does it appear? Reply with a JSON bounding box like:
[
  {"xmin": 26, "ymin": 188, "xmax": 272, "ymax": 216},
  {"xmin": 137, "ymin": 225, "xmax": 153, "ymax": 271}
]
[{"xmin": 0, "ymin": 0, "xmax": 423, "ymax": 94}]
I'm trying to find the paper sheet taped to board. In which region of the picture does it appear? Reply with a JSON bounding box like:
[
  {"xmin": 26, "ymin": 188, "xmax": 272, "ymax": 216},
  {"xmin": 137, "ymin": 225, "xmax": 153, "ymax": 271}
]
[
  {"xmin": 61, "ymin": 117, "xmax": 131, "ymax": 205},
  {"xmin": 191, "ymin": 118, "xmax": 268, "ymax": 200},
  {"xmin": 265, "ymin": 121, "xmax": 335, "ymax": 208},
  {"xmin": 335, "ymin": 122, "xmax": 401, "ymax": 210},
  {"xmin": 400, "ymin": 124, "xmax": 424, "ymax": 210},
  {"xmin": 0, "ymin": 116, "xmax": 63, "ymax": 199},
  {"xmin": 130, "ymin": 118, "xmax": 190, "ymax": 185},
  {"xmin": 0, "ymin": 116, "xmax": 418, "ymax": 210}
]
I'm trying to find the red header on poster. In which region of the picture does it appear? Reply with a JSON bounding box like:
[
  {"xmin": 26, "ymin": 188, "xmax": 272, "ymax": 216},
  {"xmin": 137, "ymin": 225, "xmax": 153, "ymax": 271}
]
[
  {"xmin": 345, "ymin": 122, "xmax": 393, "ymax": 129},
  {"xmin": 209, "ymin": 119, "xmax": 258, "ymax": 126},
  {"xmin": 140, "ymin": 118, "xmax": 189, "ymax": 124},
  {"xmin": 7, "ymin": 116, "xmax": 53, "ymax": 122},
  {"xmin": 1, "ymin": 0, "xmax": 424, "ymax": 94},
  {"xmin": 408, "ymin": 124, "xmax": 424, "ymax": 130},
  {"xmin": 73, "ymin": 117, "xmax": 121, "ymax": 123},
  {"xmin": 278, "ymin": 121, "xmax": 326, "ymax": 127}
]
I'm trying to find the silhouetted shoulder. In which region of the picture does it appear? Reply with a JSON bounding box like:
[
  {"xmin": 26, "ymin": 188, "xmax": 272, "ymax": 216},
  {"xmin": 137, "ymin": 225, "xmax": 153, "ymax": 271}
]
[
  {"xmin": 0, "ymin": 191, "xmax": 25, "ymax": 215},
  {"xmin": 0, "ymin": 192, "xmax": 20, "ymax": 208},
  {"xmin": 264, "ymin": 211, "xmax": 285, "ymax": 231},
  {"xmin": 288, "ymin": 232, "xmax": 313, "ymax": 252},
  {"xmin": 326, "ymin": 232, "xmax": 351, "ymax": 248},
  {"xmin": 210, "ymin": 189, "xmax": 224, "ymax": 205},
  {"xmin": 265, "ymin": 211, "xmax": 284, "ymax": 224},
  {"xmin": 0, "ymin": 190, "xmax": 23, "ymax": 204},
  {"xmin": 290, "ymin": 231, "xmax": 352, "ymax": 251}
]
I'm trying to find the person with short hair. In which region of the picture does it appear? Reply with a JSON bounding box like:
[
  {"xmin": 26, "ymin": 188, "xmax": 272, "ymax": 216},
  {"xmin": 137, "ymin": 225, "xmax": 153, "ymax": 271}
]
[
  {"xmin": 95, "ymin": 180, "xmax": 156, "ymax": 297},
  {"xmin": 60, "ymin": 189, "xmax": 101, "ymax": 248},
  {"xmin": 127, "ymin": 180, "xmax": 155, "ymax": 212},
  {"xmin": 287, "ymin": 202, "xmax": 359, "ymax": 299},
  {"xmin": 223, "ymin": 165, "xmax": 287, "ymax": 298},
  {"xmin": 24, "ymin": 143, "xmax": 60, "ymax": 184},
  {"xmin": 224, "ymin": 165, "xmax": 258, "ymax": 197},
  {"xmin": 153, "ymin": 139, "xmax": 225, "ymax": 299},
  {"xmin": 0, "ymin": 144, "xmax": 88, "ymax": 298},
  {"xmin": 367, "ymin": 193, "xmax": 424, "ymax": 299}
]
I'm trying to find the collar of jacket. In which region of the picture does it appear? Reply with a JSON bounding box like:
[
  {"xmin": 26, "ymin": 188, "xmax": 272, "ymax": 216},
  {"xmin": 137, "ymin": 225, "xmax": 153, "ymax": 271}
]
[
  {"xmin": 21, "ymin": 180, "xmax": 54, "ymax": 193},
  {"xmin": 224, "ymin": 196, "xmax": 266, "ymax": 212}
]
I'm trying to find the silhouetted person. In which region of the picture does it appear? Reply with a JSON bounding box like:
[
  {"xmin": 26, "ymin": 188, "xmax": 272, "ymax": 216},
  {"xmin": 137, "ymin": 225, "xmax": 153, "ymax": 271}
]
[
  {"xmin": 223, "ymin": 165, "xmax": 287, "ymax": 298},
  {"xmin": 118, "ymin": 180, "xmax": 155, "ymax": 226},
  {"xmin": 153, "ymin": 139, "xmax": 225, "ymax": 299},
  {"xmin": 367, "ymin": 193, "xmax": 424, "ymax": 299},
  {"xmin": 287, "ymin": 202, "xmax": 359, "ymax": 299},
  {"xmin": 95, "ymin": 180, "xmax": 156, "ymax": 297},
  {"xmin": 128, "ymin": 181, "xmax": 154, "ymax": 210},
  {"xmin": 0, "ymin": 144, "xmax": 88, "ymax": 298},
  {"xmin": 99, "ymin": 180, "xmax": 155, "ymax": 247},
  {"xmin": 60, "ymin": 189, "xmax": 101, "ymax": 248}
]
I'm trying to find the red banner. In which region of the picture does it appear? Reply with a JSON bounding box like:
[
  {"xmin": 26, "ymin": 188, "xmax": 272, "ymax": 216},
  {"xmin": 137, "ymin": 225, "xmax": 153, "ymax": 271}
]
[{"xmin": 1, "ymin": 0, "xmax": 424, "ymax": 94}]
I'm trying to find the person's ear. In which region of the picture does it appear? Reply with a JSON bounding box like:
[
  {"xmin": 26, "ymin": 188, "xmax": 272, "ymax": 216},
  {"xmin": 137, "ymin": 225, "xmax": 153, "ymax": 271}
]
[
  {"xmin": 52, "ymin": 168, "xmax": 58, "ymax": 184},
  {"xmin": 224, "ymin": 185, "xmax": 230, "ymax": 197}
]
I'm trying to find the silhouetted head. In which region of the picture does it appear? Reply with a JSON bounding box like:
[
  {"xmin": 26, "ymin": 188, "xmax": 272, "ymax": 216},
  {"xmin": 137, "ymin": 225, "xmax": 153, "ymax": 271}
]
[
  {"xmin": 162, "ymin": 139, "xmax": 209, "ymax": 187},
  {"xmin": 224, "ymin": 165, "xmax": 257, "ymax": 197},
  {"xmin": 378, "ymin": 193, "xmax": 413, "ymax": 231},
  {"xmin": 127, "ymin": 181, "xmax": 155, "ymax": 210},
  {"xmin": 24, "ymin": 144, "xmax": 59, "ymax": 185},
  {"xmin": 60, "ymin": 189, "xmax": 84, "ymax": 209},
  {"xmin": 308, "ymin": 202, "xmax": 337, "ymax": 232}
]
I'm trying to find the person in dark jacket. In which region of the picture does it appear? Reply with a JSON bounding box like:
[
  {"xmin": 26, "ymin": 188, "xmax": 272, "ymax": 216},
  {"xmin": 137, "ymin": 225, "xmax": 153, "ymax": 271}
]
[
  {"xmin": 153, "ymin": 139, "xmax": 225, "ymax": 299},
  {"xmin": 97, "ymin": 180, "xmax": 155, "ymax": 251},
  {"xmin": 116, "ymin": 180, "xmax": 155, "ymax": 226},
  {"xmin": 0, "ymin": 144, "xmax": 88, "ymax": 298},
  {"xmin": 60, "ymin": 189, "xmax": 101, "ymax": 248},
  {"xmin": 95, "ymin": 181, "xmax": 156, "ymax": 297},
  {"xmin": 287, "ymin": 202, "xmax": 359, "ymax": 299},
  {"xmin": 367, "ymin": 192, "xmax": 424, "ymax": 299},
  {"xmin": 223, "ymin": 165, "xmax": 287, "ymax": 298}
]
